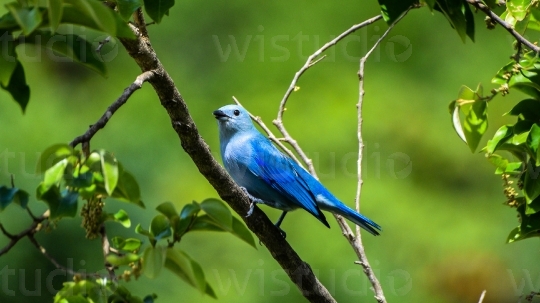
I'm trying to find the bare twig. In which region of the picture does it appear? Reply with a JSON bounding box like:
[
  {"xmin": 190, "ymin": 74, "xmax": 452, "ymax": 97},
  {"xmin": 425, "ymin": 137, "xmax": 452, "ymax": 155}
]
[
  {"xmin": 274, "ymin": 14, "xmax": 383, "ymax": 174},
  {"xmin": 96, "ymin": 36, "xmax": 112, "ymax": 53},
  {"xmin": 352, "ymin": 8, "xmax": 412, "ymax": 303},
  {"xmin": 478, "ymin": 290, "xmax": 487, "ymax": 303},
  {"xmin": 467, "ymin": 0, "xmax": 540, "ymax": 53},
  {"xmin": 0, "ymin": 210, "xmax": 49, "ymax": 256},
  {"xmin": 70, "ymin": 70, "xmax": 155, "ymax": 148}
]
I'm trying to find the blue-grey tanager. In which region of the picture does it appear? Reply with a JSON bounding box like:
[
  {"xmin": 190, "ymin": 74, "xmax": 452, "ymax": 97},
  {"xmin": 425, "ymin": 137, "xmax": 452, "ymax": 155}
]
[{"xmin": 213, "ymin": 104, "xmax": 381, "ymax": 236}]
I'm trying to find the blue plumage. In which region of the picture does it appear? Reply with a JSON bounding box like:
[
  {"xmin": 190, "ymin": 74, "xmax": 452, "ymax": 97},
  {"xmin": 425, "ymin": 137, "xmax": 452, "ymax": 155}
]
[{"xmin": 213, "ymin": 105, "xmax": 381, "ymax": 236}]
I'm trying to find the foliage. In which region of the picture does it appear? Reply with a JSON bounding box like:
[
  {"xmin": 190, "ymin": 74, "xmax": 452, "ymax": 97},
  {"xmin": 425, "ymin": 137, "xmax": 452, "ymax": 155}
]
[
  {"xmin": 438, "ymin": 4, "xmax": 540, "ymax": 242},
  {"xmin": 0, "ymin": 0, "xmax": 175, "ymax": 112},
  {"xmin": 0, "ymin": 144, "xmax": 255, "ymax": 302}
]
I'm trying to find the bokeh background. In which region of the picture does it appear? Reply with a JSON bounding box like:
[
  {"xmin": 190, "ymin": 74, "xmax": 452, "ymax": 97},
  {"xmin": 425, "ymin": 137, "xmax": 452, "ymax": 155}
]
[{"xmin": 1, "ymin": 1, "xmax": 540, "ymax": 302}]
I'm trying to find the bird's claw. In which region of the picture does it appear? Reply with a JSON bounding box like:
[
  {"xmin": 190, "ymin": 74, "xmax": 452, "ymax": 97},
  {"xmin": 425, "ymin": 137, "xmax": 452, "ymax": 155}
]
[{"xmin": 246, "ymin": 201, "xmax": 255, "ymax": 217}]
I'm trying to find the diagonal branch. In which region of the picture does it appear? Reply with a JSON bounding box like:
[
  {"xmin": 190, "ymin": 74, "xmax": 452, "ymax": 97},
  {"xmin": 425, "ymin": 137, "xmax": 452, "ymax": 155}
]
[
  {"xmin": 118, "ymin": 8, "xmax": 336, "ymax": 303},
  {"xmin": 466, "ymin": 0, "xmax": 540, "ymax": 53},
  {"xmin": 69, "ymin": 70, "xmax": 156, "ymax": 148}
]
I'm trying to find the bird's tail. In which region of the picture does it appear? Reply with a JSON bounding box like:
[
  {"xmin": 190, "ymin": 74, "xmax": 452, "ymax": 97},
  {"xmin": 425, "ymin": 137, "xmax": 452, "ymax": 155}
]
[{"xmin": 317, "ymin": 196, "xmax": 381, "ymax": 236}]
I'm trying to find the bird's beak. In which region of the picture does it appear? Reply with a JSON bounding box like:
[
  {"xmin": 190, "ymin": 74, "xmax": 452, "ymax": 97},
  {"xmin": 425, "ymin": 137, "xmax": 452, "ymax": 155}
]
[{"xmin": 213, "ymin": 110, "xmax": 229, "ymax": 120}]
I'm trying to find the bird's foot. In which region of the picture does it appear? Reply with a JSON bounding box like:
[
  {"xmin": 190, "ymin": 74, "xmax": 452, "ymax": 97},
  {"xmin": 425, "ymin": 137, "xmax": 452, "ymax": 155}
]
[
  {"xmin": 239, "ymin": 187, "xmax": 263, "ymax": 217},
  {"xmin": 246, "ymin": 201, "xmax": 255, "ymax": 217}
]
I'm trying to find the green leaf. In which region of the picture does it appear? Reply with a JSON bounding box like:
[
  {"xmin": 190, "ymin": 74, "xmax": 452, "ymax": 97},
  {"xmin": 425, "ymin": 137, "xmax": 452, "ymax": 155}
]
[
  {"xmin": 507, "ymin": 204, "xmax": 540, "ymax": 243},
  {"xmin": 524, "ymin": 161, "xmax": 540, "ymax": 202},
  {"xmin": 112, "ymin": 170, "xmax": 144, "ymax": 207},
  {"xmin": 180, "ymin": 201, "xmax": 200, "ymax": 220},
  {"xmin": 143, "ymin": 0, "xmax": 175, "ymax": 24},
  {"xmin": 117, "ymin": 0, "xmax": 143, "ymax": 21},
  {"xmin": 0, "ymin": 186, "xmax": 29, "ymax": 211},
  {"xmin": 54, "ymin": 280, "xmax": 105, "ymax": 303},
  {"xmin": 106, "ymin": 252, "xmax": 140, "ymax": 266},
  {"xmin": 118, "ymin": 238, "xmax": 142, "ymax": 251},
  {"xmin": 377, "ymin": 0, "xmax": 417, "ymax": 23},
  {"xmin": 64, "ymin": 0, "xmax": 116, "ymax": 35},
  {"xmin": 97, "ymin": 150, "xmax": 119, "ymax": 195},
  {"xmin": 487, "ymin": 154, "xmax": 522, "ymax": 174},
  {"xmin": 24, "ymin": 31, "xmax": 107, "ymax": 76},
  {"xmin": 143, "ymin": 245, "xmax": 165, "ymax": 278},
  {"xmin": 164, "ymin": 248, "xmax": 213, "ymax": 297},
  {"xmin": 0, "ymin": 12, "xmax": 19, "ymax": 31},
  {"xmin": 37, "ymin": 185, "xmax": 78, "ymax": 219},
  {"xmin": 528, "ymin": 123, "xmax": 540, "ymax": 165},
  {"xmin": 47, "ymin": 0, "xmax": 63, "ymax": 32},
  {"xmin": 37, "ymin": 144, "xmax": 73, "ymax": 174},
  {"xmin": 434, "ymin": 0, "xmax": 475, "ymax": 42},
  {"xmin": 200, "ymin": 198, "xmax": 232, "ymax": 230},
  {"xmin": 1, "ymin": 60, "xmax": 30, "ymax": 113},
  {"xmin": 42, "ymin": 158, "xmax": 68, "ymax": 191},
  {"xmin": 486, "ymin": 125, "xmax": 513, "ymax": 154},
  {"xmin": 135, "ymin": 223, "xmax": 153, "ymax": 239},
  {"xmin": 156, "ymin": 202, "xmax": 180, "ymax": 222},
  {"xmin": 6, "ymin": 3, "xmax": 43, "ymax": 35},
  {"xmin": 506, "ymin": 99, "xmax": 540, "ymax": 121},
  {"xmin": 150, "ymin": 214, "xmax": 172, "ymax": 241},
  {"xmin": 231, "ymin": 217, "xmax": 256, "ymax": 248},
  {"xmin": 507, "ymin": 0, "xmax": 533, "ymax": 21},
  {"xmin": 463, "ymin": 100, "xmax": 488, "ymax": 153},
  {"xmin": 190, "ymin": 215, "xmax": 226, "ymax": 232},
  {"xmin": 105, "ymin": 209, "xmax": 131, "ymax": 228},
  {"xmin": 0, "ymin": 31, "xmax": 17, "ymax": 87}
]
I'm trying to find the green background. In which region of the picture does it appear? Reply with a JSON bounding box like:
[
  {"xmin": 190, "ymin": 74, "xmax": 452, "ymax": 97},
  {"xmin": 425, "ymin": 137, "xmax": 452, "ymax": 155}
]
[{"xmin": 1, "ymin": 1, "xmax": 539, "ymax": 302}]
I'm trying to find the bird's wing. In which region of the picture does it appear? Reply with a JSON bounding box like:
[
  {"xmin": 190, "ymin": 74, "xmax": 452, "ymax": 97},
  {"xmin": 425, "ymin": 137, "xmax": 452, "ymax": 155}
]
[{"xmin": 248, "ymin": 137, "xmax": 329, "ymax": 227}]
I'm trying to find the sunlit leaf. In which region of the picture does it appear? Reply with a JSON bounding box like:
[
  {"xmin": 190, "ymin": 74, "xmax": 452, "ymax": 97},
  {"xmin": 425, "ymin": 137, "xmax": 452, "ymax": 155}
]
[
  {"xmin": 105, "ymin": 209, "xmax": 131, "ymax": 228},
  {"xmin": 106, "ymin": 253, "xmax": 140, "ymax": 266},
  {"xmin": 42, "ymin": 158, "xmax": 68, "ymax": 191},
  {"xmin": 97, "ymin": 150, "xmax": 119, "ymax": 195},
  {"xmin": 112, "ymin": 170, "xmax": 144, "ymax": 207}
]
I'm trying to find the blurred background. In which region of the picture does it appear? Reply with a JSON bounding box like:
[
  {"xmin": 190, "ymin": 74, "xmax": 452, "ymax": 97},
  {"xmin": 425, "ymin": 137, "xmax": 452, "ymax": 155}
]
[{"xmin": 1, "ymin": 1, "xmax": 539, "ymax": 302}]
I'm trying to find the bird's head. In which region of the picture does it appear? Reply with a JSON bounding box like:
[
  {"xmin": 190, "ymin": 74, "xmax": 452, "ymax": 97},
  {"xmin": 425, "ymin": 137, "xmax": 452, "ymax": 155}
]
[{"xmin": 213, "ymin": 104, "xmax": 255, "ymax": 135}]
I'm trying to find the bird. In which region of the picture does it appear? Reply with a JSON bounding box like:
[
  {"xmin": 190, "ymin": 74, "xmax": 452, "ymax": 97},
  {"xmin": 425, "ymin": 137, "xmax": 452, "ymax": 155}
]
[{"xmin": 213, "ymin": 104, "xmax": 381, "ymax": 236}]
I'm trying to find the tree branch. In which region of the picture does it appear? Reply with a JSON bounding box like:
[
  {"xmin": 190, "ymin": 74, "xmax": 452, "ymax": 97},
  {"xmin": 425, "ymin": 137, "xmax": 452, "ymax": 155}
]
[
  {"xmin": 466, "ymin": 0, "xmax": 540, "ymax": 53},
  {"xmin": 353, "ymin": 8, "xmax": 411, "ymax": 303},
  {"xmin": 69, "ymin": 70, "xmax": 156, "ymax": 148},
  {"xmin": 0, "ymin": 210, "xmax": 49, "ymax": 256},
  {"xmin": 118, "ymin": 8, "xmax": 336, "ymax": 302},
  {"xmin": 478, "ymin": 290, "xmax": 486, "ymax": 303}
]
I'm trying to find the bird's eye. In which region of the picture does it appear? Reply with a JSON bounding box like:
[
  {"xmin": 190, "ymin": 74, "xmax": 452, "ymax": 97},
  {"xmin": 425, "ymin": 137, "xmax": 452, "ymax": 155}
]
[{"xmin": 233, "ymin": 110, "xmax": 240, "ymax": 116}]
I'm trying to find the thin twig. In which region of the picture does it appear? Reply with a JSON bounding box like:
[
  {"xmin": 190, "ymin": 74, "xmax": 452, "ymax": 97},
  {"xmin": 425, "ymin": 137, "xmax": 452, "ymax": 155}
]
[
  {"xmin": 467, "ymin": 0, "xmax": 540, "ymax": 53},
  {"xmin": 274, "ymin": 14, "xmax": 383, "ymax": 174},
  {"xmin": 478, "ymin": 290, "xmax": 487, "ymax": 303},
  {"xmin": 353, "ymin": 8, "xmax": 412, "ymax": 303},
  {"xmin": 0, "ymin": 210, "xmax": 49, "ymax": 256},
  {"xmin": 96, "ymin": 36, "xmax": 111, "ymax": 54},
  {"xmin": 232, "ymin": 96, "xmax": 302, "ymax": 165},
  {"xmin": 27, "ymin": 232, "xmax": 102, "ymax": 278},
  {"xmin": 69, "ymin": 70, "xmax": 155, "ymax": 148}
]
